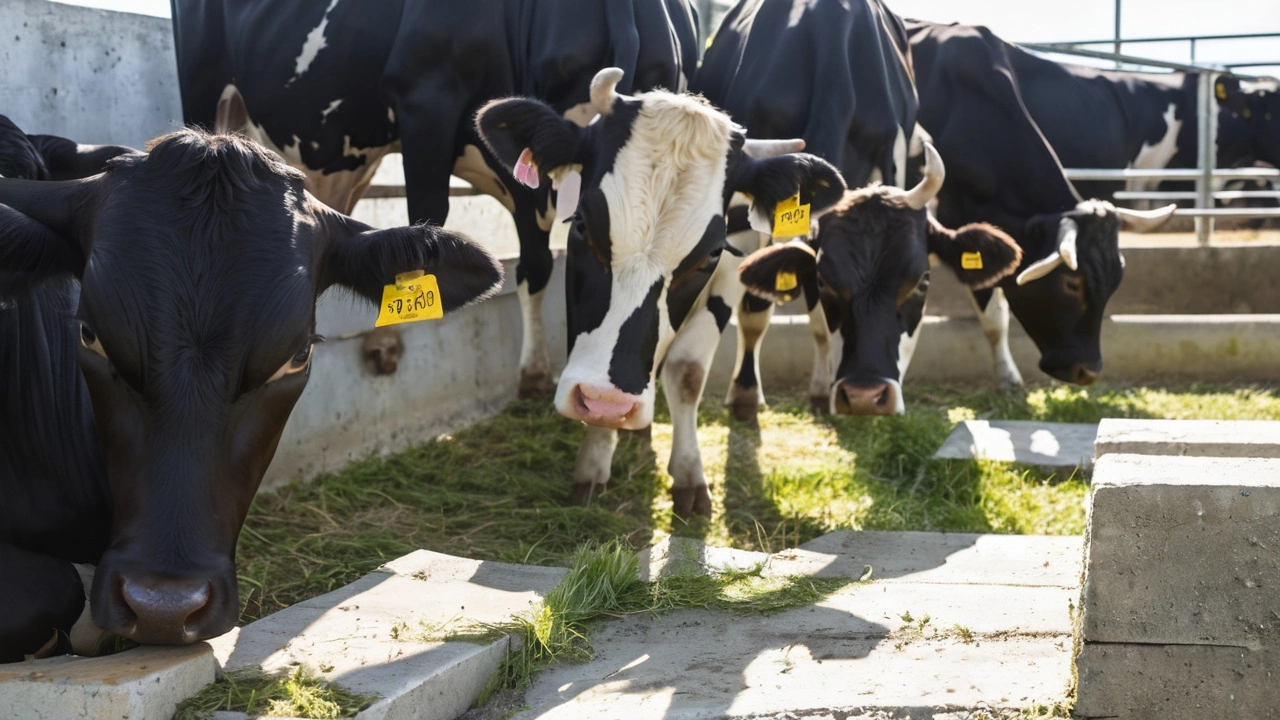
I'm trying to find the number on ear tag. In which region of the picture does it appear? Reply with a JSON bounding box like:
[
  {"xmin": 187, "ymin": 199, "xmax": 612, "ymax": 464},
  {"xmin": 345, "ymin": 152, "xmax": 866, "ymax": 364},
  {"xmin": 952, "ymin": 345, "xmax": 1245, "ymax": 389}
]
[
  {"xmin": 961, "ymin": 252, "xmax": 984, "ymax": 270},
  {"xmin": 773, "ymin": 194, "xmax": 810, "ymax": 238},
  {"xmin": 375, "ymin": 271, "xmax": 444, "ymax": 327},
  {"xmin": 775, "ymin": 271, "xmax": 798, "ymax": 292}
]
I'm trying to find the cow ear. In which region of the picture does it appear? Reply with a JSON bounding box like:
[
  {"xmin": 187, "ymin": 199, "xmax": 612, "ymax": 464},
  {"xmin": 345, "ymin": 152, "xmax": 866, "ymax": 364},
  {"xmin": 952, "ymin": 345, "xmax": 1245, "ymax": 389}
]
[
  {"xmin": 28, "ymin": 135, "xmax": 138, "ymax": 181},
  {"xmin": 927, "ymin": 218, "xmax": 1022, "ymax": 290},
  {"xmin": 737, "ymin": 238, "xmax": 817, "ymax": 303},
  {"xmin": 1216, "ymin": 76, "xmax": 1249, "ymax": 114},
  {"xmin": 732, "ymin": 153, "xmax": 846, "ymax": 237},
  {"xmin": 318, "ymin": 205, "xmax": 504, "ymax": 312},
  {"xmin": 0, "ymin": 178, "xmax": 98, "ymax": 295},
  {"xmin": 475, "ymin": 97, "xmax": 582, "ymax": 186}
]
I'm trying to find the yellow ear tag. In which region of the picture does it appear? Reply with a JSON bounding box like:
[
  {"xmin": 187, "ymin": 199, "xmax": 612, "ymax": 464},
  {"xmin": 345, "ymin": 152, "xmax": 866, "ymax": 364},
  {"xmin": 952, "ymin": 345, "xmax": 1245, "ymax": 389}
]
[
  {"xmin": 1243, "ymin": 108, "xmax": 1252, "ymax": 119},
  {"xmin": 775, "ymin": 270, "xmax": 798, "ymax": 292},
  {"xmin": 375, "ymin": 270, "xmax": 444, "ymax": 327},
  {"xmin": 773, "ymin": 193, "xmax": 811, "ymax": 238},
  {"xmin": 960, "ymin": 252, "xmax": 984, "ymax": 270},
  {"xmin": 1216, "ymin": 83, "xmax": 1227, "ymax": 101}
]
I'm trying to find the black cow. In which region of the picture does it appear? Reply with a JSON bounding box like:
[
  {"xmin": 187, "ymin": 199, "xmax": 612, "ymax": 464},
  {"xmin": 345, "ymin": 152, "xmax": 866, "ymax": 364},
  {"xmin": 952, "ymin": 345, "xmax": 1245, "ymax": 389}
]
[
  {"xmin": 170, "ymin": 0, "xmax": 699, "ymax": 398},
  {"xmin": 477, "ymin": 68, "xmax": 845, "ymax": 517},
  {"xmin": 0, "ymin": 129, "xmax": 502, "ymax": 661},
  {"xmin": 692, "ymin": 0, "xmax": 922, "ymax": 418},
  {"xmin": 907, "ymin": 20, "xmax": 1175, "ymax": 386},
  {"xmin": 738, "ymin": 147, "xmax": 1023, "ymax": 414}
]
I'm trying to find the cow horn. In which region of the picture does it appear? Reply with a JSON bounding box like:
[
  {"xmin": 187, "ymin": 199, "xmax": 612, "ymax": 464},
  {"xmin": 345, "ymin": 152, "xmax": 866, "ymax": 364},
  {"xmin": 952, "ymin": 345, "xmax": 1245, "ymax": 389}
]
[
  {"xmin": 590, "ymin": 67, "xmax": 626, "ymax": 116},
  {"xmin": 1114, "ymin": 204, "xmax": 1176, "ymax": 233},
  {"xmin": 1016, "ymin": 217, "xmax": 1077, "ymax": 285},
  {"xmin": 743, "ymin": 138, "xmax": 806, "ymax": 159},
  {"xmin": 903, "ymin": 142, "xmax": 944, "ymax": 210}
]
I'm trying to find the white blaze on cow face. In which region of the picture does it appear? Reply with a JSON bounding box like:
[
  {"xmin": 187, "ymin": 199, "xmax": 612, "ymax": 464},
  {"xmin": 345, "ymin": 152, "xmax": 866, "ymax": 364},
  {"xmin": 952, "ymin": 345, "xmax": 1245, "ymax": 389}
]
[{"xmin": 554, "ymin": 93, "xmax": 735, "ymax": 429}]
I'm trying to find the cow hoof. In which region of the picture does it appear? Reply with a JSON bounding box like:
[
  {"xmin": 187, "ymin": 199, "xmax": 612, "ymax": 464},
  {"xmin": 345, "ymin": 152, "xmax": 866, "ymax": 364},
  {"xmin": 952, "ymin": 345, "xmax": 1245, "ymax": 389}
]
[
  {"xmin": 620, "ymin": 425, "xmax": 652, "ymax": 445},
  {"xmin": 671, "ymin": 485, "xmax": 712, "ymax": 519},
  {"xmin": 809, "ymin": 395, "xmax": 831, "ymax": 415},
  {"xmin": 569, "ymin": 482, "xmax": 607, "ymax": 506},
  {"xmin": 728, "ymin": 398, "xmax": 760, "ymax": 424},
  {"xmin": 518, "ymin": 370, "xmax": 554, "ymax": 399}
]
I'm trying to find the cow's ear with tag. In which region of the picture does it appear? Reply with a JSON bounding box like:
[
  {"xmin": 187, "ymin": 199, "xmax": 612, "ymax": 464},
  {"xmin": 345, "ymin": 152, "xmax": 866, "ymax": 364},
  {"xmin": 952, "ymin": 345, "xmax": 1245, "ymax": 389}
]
[
  {"xmin": 317, "ymin": 203, "xmax": 504, "ymax": 314},
  {"xmin": 1215, "ymin": 76, "xmax": 1249, "ymax": 115},
  {"xmin": 738, "ymin": 238, "xmax": 818, "ymax": 304},
  {"xmin": 927, "ymin": 217, "xmax": 1022, "ymax": 290},
  {"xmin": 730, "ymin": 152, "xmax": 846, "ymax": 237},
  {"xmin": 475, "ymin": 97, "xmax": 582, "ymax": 188}
]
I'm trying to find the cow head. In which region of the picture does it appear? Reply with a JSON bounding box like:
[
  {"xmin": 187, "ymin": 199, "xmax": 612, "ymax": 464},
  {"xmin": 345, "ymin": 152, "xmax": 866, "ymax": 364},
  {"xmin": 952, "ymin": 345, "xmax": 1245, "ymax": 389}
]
[
  {"xmin": 0, "ymin": 130, "xmax": 503, "ymax": 645},
  {"xmin": 739, "ymin": 145, "xmax": 1021, "ymax": 414},
  {"xmin": 1007, "ymin": 200, "xmax": 1172, "ymax": 385},
  {"xmin": 478, "ymin": 68, "xmax": 844, "ymax": 429},
  {"xmin": 1216, "ymin": 76, "xmax": 1280, "ymax": 169}
]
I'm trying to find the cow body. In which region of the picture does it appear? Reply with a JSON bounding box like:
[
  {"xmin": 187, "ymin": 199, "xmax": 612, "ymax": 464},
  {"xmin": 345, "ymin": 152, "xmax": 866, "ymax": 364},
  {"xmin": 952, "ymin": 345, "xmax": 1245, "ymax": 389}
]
[
  {"xmin": 907, "ymin": 21, "xmax": 1174, "ymax": 386},
  {"xmin": 692, "ymin": 0, "xmax": 922, "ymax": 417},
  {"xmin": 478, "ymin": 69, "xmax": 845, "ymax": 516},
  {"xmin": 0, "ymin": 127, "xmax": 502, "ymax": 661},
  {"xmin": 171, "ymin": 0, "xmax": 699, "ymax": 397}
]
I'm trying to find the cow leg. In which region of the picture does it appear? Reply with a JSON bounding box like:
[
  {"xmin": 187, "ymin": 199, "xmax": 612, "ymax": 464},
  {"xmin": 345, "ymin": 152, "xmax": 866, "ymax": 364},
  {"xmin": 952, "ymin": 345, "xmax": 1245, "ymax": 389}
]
[
  {"xmin": 968, "ymin": 287, "xmax": 1023, "ymax": 387},
  {"xmin": 0, "ymin": 544, "xmax": 85, "ymax": 663},
  {"xmin": 724, "ymin": 293, "xmax": 773, "ymax": 423},
  {"xmin": 570, "ymin": 425, "xmax": 619, "ymax": 505},
  {"xmin": 513, "ymin": 199, "xmax": 555, "ymax": 398},
  {"xmin": 803, "ymin": 277, "xmax": 838, "ymax": 414}
]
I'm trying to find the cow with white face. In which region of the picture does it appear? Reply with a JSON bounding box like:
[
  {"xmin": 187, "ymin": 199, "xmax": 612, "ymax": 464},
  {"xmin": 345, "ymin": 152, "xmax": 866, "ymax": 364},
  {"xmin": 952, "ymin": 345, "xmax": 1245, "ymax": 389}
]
[{"xmin": 478, "ymin": 68, "xmax": 845, "ymax": 517}]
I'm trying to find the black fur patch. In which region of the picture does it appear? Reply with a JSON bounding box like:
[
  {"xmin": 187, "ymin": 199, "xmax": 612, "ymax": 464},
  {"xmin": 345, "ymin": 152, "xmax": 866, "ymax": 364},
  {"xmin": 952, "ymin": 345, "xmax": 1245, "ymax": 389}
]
[
  {"xmin": 706, "ymin": 294, "xmax": 733, "ymax": 333},
  {"xmin": 608, "ymin": 280, "xmax": 663, "ymax": 395}
]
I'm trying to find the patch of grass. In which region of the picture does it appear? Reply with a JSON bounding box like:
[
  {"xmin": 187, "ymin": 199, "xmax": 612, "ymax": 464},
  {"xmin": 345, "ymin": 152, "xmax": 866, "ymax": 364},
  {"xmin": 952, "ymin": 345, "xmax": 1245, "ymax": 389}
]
[
  {"xmin": 234, "ymin": 382, "xmax": 1280, "ymax": 624},
  {"xmin": 173, "ymin": 666, "xmax": 375, "ymax": 720}
]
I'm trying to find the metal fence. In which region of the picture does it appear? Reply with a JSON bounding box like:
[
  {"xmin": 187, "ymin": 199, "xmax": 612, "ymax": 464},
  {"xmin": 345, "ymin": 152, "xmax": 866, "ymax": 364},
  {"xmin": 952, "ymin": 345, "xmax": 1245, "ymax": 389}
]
[{"xmin": 1020, "ymin": 38, "xmax": 1280, "ymax": 246}]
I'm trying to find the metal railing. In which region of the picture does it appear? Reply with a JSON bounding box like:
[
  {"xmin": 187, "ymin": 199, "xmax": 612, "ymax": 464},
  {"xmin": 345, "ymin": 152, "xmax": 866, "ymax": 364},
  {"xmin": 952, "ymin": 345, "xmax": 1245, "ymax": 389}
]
[{"xmin": 1020, "ymin": 40, "xmax": 1280, "ymax": 245}]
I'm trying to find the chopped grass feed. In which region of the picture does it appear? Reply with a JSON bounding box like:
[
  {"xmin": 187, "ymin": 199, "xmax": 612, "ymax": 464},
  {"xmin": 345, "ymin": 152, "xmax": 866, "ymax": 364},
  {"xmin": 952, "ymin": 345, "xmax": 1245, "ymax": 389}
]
[{"xmin": 172, "ymin": 666, "xmax": 375, "ymax": 720}]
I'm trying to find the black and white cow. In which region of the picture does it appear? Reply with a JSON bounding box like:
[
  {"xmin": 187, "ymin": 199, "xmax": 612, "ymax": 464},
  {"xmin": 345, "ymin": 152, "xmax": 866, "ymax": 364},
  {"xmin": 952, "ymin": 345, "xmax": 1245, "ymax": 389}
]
[
  {"xmin": 692, "ymin": 0, "xmax": 922, "ymax": 418},
  {"xmin": 170, "ymin": 0, "xmax": 699, "ymax": 398},
  {"xmin": 0, "ymin": 129, "xmax": 502, "ymax": 661},
  {"xmin": 737, "ymin": 147, "xmax": 1023, "ymax": 414},
  {"xmin": 477, "ymin": 69, "xmax": 845, "ymax": 517},
  {"xmin": 907, "ymin": 20, "xmax": 1175, "ymax": 386}
]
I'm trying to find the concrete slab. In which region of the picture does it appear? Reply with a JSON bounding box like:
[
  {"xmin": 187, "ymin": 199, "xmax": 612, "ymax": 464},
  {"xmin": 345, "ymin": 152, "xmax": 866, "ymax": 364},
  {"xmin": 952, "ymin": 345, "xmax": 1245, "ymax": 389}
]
[
  {"xmin": 1075, "ymin": 644, "xmax": 1279, "ymax": 720},
  {"xmin": 513, "ymin": 532, "xmax": 1079, "ymax": 719},
  {"xmin": 207, "ymin": 550, "xmax": 566, "ymax": 720},
  {"xmin": 932, "ymin": 420, "xmax": 1097, "ymax": 469},
  {"xmin": 1083, "ymin": 454, "xmax": 1280, "ymax": 647},
  {"xmin": 1094, "ymin": 418, "xmax": 1280, "ymax": 459},
  {"xmin": 0, "ymin": 644, "xmax": 217, "ymax": 720}
]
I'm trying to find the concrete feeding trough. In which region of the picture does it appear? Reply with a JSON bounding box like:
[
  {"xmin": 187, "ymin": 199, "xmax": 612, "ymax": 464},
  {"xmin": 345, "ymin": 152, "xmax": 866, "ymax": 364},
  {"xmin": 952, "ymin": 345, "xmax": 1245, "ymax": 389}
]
[
  {"xmin": 932, "ymin": 419, "xmax": 1099, "ymax": 470},
  {"xmin": 1094, "ymin": 417, "xmax": 1280, "ymax": 459}
]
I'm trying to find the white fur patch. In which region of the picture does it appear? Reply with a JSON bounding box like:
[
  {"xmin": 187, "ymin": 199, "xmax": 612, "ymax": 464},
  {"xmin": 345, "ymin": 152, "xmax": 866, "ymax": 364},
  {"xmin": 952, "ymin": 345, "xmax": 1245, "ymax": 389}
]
[
  {"xmin": 1128, "ymin": 103, "xmax": 1182, "ymax": 193},
  {"xmin": 290, "ymin": 0, "xmax": 342, "ymax": 84}
]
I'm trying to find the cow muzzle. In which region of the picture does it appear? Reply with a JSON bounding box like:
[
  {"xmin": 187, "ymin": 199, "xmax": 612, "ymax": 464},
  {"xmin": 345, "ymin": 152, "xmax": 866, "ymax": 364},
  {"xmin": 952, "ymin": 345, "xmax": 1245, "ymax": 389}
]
[
  {"xmin": 93, "ymin": 563, "xmax": 238, "ymax": 645},
  {"xmin": 1042, "ymin": 359, "xmax": 1103, "ymax": 386},
  {"xmin": 833, "ymin": 379, "xmax": 904, "ymax": 416},
  {"xmin": 560, "ymin": 383, "xmax": 645, "ymax": 429}
]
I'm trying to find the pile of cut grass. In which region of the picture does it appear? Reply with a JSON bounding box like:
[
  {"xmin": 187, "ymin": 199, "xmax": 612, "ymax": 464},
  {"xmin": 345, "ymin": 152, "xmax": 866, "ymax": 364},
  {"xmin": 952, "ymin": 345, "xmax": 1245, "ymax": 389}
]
[
  {"xmin": 173, "ymin": 666, "xmax": 375, "ymax": 720},
  {"xmin": 235, "ymin": 382, "xmax": 1280, "ymax": 623}
]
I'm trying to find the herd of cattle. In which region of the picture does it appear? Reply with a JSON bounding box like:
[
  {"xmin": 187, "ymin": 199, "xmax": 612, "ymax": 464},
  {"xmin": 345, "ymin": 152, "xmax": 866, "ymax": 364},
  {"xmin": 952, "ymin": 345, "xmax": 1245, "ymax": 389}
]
[{"xmin": 1, "ymin": 0, "xmax": 1277, "ymax": 665}]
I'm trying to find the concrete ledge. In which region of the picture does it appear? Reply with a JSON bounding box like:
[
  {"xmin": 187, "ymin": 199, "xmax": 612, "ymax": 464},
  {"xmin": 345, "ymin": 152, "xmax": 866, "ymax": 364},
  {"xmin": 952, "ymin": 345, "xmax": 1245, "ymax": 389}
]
[
  {"xmin": 1094, "ymin": 418, "xmax": 1280, "ymax": 459},
  {"xmin": 0, "ymin": 644, "xmax": 217, "ymax": 720}
]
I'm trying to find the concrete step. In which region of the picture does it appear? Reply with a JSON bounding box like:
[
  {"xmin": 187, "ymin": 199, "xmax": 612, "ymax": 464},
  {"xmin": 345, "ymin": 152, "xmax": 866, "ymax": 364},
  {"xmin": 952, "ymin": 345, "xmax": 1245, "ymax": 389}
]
[
  {"xmin": 1094, "ymin": 418, "xmax": 1280, "ymax": 459},
  {"xmin": 515, "ymin": 532, "xmax": 1082, "ymax": 720},
  {"xmin": 933, "ymin": 420, "xmax": 1098, "ymax": 470}
]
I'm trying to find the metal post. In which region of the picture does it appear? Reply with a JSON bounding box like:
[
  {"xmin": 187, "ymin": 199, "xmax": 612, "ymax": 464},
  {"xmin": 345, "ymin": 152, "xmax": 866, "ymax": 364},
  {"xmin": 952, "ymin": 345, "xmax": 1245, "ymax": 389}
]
[
  {"xmin": 1190, "ymin": 37, "xmax": 1197, "ymax": 65},
  {"xmin": 1114, "ymin": 0, "xmax": 1123, "ymax": 68},
  {"xmin": 1195, "ymin": 72, "xmax": 1219, "ymax": 246}
]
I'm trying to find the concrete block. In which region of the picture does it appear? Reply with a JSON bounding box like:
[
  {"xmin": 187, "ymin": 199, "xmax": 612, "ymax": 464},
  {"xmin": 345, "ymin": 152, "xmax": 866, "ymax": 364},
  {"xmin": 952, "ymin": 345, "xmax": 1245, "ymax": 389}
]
[
  {"xmin": 1094, "ymin": 418, "xmax": 1280, "ymax": 460},
  {"xmin": 1075, "ymin": 644, "xmax": 1279, "ymax": 720},
  {"xmin": 933, "ymin": 420, "xmax": 1097, "ymax": 469},
  {"xmin": 1083, "ymin": 455, "xmax": 1280, "ymax": 648},
  {"xmin": 208, "ymin": 550, "xmax": 566, "ymax": 720},
  {"xmin": 773, "ymin": 531, "xmax": 1082, "ymax": 587},
  {"xmin": 0, "ymin": 644, "xmax": 217, "ymax": 720}
]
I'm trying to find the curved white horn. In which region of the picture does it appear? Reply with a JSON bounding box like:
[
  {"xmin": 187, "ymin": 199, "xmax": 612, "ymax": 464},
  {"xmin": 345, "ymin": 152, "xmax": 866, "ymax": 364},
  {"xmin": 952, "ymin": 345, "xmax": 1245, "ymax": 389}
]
[
  {"xmin": 1057, "ymin": 217, "xmax": 1079, "ymax": 271},
  {"xmin": 903, "ymin": 142, "xmax": 944, "ymax": 210},
  {"xmin": 1115, "ymin": 203, "xmax": 1176, "ymax": 233},
  {"xmin": 590, "ymin": 67, "xmax": 626, "ymax": 116},
  {"xmin": 743, "ymin": 138, "xmax": 805, "ymax": 159}
]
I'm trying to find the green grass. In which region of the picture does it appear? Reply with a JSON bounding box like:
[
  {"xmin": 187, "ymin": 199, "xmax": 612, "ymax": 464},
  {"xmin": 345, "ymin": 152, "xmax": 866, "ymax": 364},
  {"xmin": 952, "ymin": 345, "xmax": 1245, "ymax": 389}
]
[
  {"xmin": 173, "ymin": 666, "xmax": 375, "ymax": 720},
  {"xmin": 234, "ymin": 381, "xmax": 1280, "ymax": 623}
]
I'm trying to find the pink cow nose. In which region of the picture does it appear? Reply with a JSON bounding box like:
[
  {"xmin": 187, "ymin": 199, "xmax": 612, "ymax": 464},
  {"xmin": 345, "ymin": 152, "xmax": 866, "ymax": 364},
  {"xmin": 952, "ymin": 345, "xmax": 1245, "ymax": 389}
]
[{"xmin": 567, "ymin": 384, "xmax": 642, "ymax": 427}]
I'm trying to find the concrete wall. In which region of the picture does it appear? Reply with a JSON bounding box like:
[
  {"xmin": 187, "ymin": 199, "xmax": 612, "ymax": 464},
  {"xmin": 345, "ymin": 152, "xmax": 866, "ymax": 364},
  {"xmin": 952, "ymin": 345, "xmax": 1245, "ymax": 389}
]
[{"xmin": 0, "ymin": 0, "xmax": 181, "ymax": 147}]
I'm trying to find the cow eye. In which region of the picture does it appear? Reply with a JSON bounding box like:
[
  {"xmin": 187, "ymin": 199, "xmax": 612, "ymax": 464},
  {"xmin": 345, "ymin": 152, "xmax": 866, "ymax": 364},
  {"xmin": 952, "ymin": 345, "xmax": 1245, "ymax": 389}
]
[
  {"xmin": 266, "ymin": 342, "xmax": 315, "ymax": 384},
  {"xmin": 79, "ymin": 323, "xmax": 107, "ymax": 358}
]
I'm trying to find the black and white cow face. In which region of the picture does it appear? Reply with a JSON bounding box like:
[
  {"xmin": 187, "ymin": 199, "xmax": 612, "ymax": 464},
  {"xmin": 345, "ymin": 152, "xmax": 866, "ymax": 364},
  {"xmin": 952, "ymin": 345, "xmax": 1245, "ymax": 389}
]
[
  {"xmin": 0, "ymin": 130, "xmax": 502, "ymax": 645},
  {"xmin": 740, "ymin": 146, "xmax": 1021, "ymax": 414},
  {"xmin": 478, "ymin": 68, "xmax": 844, "ymax": 429},
  {"xmin": 1217, "ymin": 77, "xmax": 1280, "ymax": 169}
]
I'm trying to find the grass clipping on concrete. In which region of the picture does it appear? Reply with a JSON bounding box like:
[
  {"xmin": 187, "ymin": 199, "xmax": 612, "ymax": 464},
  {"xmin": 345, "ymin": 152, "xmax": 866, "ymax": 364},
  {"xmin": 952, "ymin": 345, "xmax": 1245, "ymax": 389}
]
[{"xmin": 173, "ymin": 665, "xmax": 375, "ymax": 720}]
